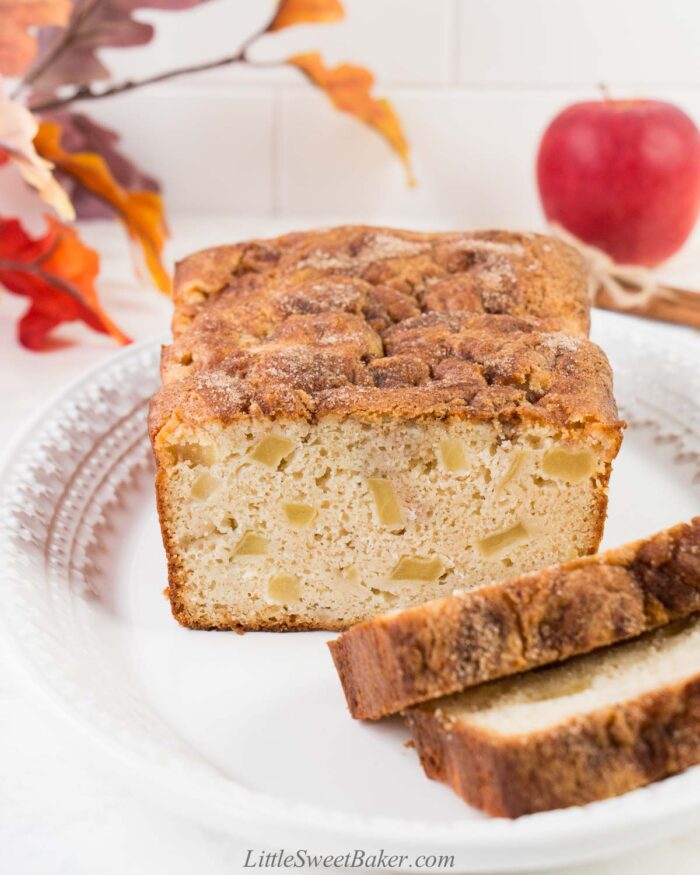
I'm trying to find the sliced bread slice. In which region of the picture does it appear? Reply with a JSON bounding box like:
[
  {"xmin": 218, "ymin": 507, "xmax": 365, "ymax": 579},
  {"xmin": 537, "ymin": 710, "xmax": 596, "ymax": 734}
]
[
  {"xmin": 329, "ymin": 518, "xmax": 700, "ymax": 719},
  {"xmin": 406, "ymin": 615, "xmax": 700, "ymax": 817}
]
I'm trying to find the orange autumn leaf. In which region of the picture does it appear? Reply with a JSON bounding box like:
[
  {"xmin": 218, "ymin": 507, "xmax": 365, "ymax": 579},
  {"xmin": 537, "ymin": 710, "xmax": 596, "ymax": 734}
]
[
  {"xmin": 288, "ymin": 52, "xmax": 413, "ymax": 184},
  {"xmin": 0, "ymin": 215, "xmax": 130, "ymax": 350},
  {"xmin": 34, "ymin": 120, "xmax": 171, "ymax": 292},
  {"xmin": 0, "ymin": 0, "xmax": 71, "ymax": 76},
  {"xmin": 269, "ymin": 0, "xmax": 344, "ymax": 31}
]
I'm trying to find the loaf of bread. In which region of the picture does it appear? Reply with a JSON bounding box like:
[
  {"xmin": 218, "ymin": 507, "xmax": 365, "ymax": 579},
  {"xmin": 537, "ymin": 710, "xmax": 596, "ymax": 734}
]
[
  {"xmin": 407, "ymin": 614, "xmax": 700, "ymax": 817},
  {"xmin": 330, "ymin": 518, "xmax": 700, "ymax": 718},
  {"xmin": 149, "ymin": 226, "xmax": 623, "ymax": 631}
]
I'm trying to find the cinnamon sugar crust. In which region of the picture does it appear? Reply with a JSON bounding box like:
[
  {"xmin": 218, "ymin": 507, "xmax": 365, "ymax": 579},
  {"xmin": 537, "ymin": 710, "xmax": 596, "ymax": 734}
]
[
  {"xmin": 169, "ymin": 226, "xmax": 590, "ymax": 347},
  {"xmin": 150, "ymin": 309, "xmax": 619, "ymax": 438},
  {"xmin": 149, "ymin": 228, "xmax": 618, "ymax": 438}
]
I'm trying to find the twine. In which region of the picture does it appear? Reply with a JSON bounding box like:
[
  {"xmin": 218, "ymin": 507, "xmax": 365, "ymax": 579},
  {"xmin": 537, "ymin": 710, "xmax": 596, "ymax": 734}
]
[{"xmin": 549, "ymin": 224, "xmax": 674, "ymax": 309}]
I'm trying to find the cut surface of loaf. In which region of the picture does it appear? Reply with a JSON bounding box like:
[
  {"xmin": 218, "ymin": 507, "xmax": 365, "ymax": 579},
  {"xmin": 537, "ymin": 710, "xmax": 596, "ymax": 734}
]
[
  {"xmin": 329, "ymin": 518, "xmax": 700, "ymax": 718},
  {"xmin": 149, "ymin": 226, "xmax": 623, "ymax": 631},
  {"xmin": 407, "ymin": 614, "xmax": 700, "ymax": 817}
]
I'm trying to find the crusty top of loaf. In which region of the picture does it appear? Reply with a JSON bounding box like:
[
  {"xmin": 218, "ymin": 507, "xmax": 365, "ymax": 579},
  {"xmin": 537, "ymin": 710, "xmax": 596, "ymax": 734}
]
[
  {"xmin": 150, "ymin": 226, "xmax": 620, "ymax": 437},
  {"xmin": 167, "ymin": 226, "xmax": 590, "ymax": 363}
]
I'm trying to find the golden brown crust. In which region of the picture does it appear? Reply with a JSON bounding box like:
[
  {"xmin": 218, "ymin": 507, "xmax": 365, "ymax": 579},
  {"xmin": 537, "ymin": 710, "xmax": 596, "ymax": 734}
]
[
  {"xmin": 148, "ymin": 309, "xmax": 621, "ymax": 439},
  {"xmin": 150, "ymin": 226, "xmax": 617, "ymax": 441},
  {"xmin": 406, "ymin": 669, "xmax": 700, "ymax": 817},
  {"xmin": 170, "ymin": 226, "xmax": 590, "ymax": 344},
  {"xmin": 329, "ymin": 518, "xmax": 700, "ymax": 719}
]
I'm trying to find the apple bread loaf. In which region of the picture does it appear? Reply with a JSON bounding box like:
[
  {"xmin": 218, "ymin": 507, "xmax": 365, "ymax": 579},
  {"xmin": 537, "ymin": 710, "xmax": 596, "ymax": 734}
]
[
  {"xmin": 149, "ymin": 226, "xmax": 623, "ymax": 631},
  {"xmin": 330, "ymin": 518, "xmax": 700, "ymax": 718},
  {"xmin": 407, "ymin": 614, "xmax": 700, "ymax": 817}
]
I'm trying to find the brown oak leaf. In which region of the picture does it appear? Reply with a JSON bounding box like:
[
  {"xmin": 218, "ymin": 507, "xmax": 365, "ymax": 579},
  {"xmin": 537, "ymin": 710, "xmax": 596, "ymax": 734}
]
[
  {"xmin": 269, "ymin": 0, "xmax": 344, "ymax": 31},
  {"xmin": 288, "ymin": 52, "xmax": 413, "ymax": 184},
  {"xmin": 31, "ymin": 0, "xmax": 216, "ymax": 94},
  {"xmin": 0, "ymin": 215, "xmax": 130, "ymax": 349},
  {"xmin": 0, "ymin": 0, "xmax": 70, "ymax": 76},
  {"xmin": 35, "ymin": 120, "xmax": 170, "ymax": 292}
]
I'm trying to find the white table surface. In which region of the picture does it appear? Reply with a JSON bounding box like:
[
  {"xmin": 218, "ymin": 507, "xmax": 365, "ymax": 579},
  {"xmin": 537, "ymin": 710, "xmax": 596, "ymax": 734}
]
[{"xmin": 1, "ymin": 217, "xmax": 699, "ymax": 875}]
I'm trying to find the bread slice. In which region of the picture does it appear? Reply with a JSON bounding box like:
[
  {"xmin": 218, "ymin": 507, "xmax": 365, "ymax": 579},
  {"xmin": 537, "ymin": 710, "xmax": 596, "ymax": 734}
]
[
  {"xmin": 329, "ymin": 518, "xmax": 700, "ymax": 718},
  {"xmin": 149, "ymin": 226, "xmax": 622, "ymax": 631},
  {"xmin": 406, "ymin": 614, "xmax": 700, "ymax": 817}
]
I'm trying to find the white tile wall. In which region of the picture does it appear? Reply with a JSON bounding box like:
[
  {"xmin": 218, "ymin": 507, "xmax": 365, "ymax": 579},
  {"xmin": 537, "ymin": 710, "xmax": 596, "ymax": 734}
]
[
  {"xmin": 250, "ymin": 0, "xmax": 455, "ymax": 85},
  {"xmin": 102, "ymin": 0, "xmax": 455, "ymax": 86},
  {"xmin": 457, "ymin": 0, "xmax": 700, "ymax": 87},
  {"xmin": 279, "ymin": 89, "xmax": 592, "ymax": 227},
  {"xmin": 86, "ymin": 87, "xmax": 277, "ymax": 213},
  {"xmin": 19, "ymin": 0, "xmax": 700, "ymax": 224}
]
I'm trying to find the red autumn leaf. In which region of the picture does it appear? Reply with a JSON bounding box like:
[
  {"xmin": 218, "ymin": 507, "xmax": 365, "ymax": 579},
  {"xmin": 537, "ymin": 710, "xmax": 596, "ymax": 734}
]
[
  {"xmin": 0, "ymin": 215, "xmax": 130, "ymax": 350},
  {"xmin": 35, "ymin": 120, "xmax": 170, "ymax": 292},
  {"xmin": 47, "ymin": 112, "xmax": 160, "ymax": 219},
  {"xmin": 0, "ymin": 0, "xmax": 70, "ymax": 76},
  {"xmin": 31, "ymin": 0, "xmax": 216, "ymax": 94},
  {"xmin": 268, "ymin": 0, "xmax": 344, "ymax": 32},
  {"xmin": 288, "ymin": 52, "xmax": 413, "ymax": 184}
]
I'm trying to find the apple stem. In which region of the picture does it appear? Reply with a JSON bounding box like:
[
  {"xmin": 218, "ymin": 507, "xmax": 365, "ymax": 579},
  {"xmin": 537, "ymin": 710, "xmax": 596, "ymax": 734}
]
[{"xmin": 598, "ymin": 82, "xmax": 612, "ymax": 102}]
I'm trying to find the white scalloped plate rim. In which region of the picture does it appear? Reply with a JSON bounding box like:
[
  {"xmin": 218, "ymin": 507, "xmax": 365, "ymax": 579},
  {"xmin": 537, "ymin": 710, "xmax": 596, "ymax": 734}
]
[{"xmin": 1, "ymin": 315, "xmax": 699, "ymax": 872}]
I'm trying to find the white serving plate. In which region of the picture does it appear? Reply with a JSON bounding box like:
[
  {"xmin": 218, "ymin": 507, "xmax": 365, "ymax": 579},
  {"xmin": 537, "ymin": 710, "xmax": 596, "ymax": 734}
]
[{"xmin": 1, "ymin": 311, "xmax": 699, "ymax": 873}]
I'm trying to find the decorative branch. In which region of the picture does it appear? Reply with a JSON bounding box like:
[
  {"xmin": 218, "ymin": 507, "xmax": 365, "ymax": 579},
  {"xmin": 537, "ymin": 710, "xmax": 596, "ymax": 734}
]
[
  {"xmin": 30, "ymin": 55, "xmax": 282, "ymax": 113},
  {"xmin": 28, "ymin": 2, "xmax": 281, "ymax": 113},
  {"xmin": 0, "ymin": 0, "xmax": 413, "ymax": 349}
]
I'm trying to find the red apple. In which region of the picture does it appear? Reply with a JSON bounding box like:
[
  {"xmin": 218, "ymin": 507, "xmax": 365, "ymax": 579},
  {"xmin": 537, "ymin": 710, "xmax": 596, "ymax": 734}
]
[{"xmin": 537, "ymin": 99, "xmax": 700, "ymax": 266}]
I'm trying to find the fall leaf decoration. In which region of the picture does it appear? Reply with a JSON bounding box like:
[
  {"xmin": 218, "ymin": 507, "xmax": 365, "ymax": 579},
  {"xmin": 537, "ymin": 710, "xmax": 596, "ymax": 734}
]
[
  {"xmin": 26, "ymin": 0, "xmax": 214, "ymax": 94},
  {"xmin": 0, "ymin": 86, "xmax": 74, "ymax": 219},
  {"xmin": 34, "ymin": 121, "xmax": 170, "ymax": 292},
  {"xmin": 0, "ymin": 0, "xmax": 413, "ymax": 351},
  {"xmin": 289, "ymin": 52, "xmax": 414, "ymax": 184},
  {"xmin": 0, "ymin": 0, "xmax": 70, "ymax": 76},
  {"xmin": 47, "ymin": 112, "xmax": 160, "ymax": 219},
  {"xmin": 0, "ymin": 215, "xmax": 130, "ymax": 349},
  {"xmin": 269, "ymin": 0, "xmax": 344, "ymax": 32}
]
